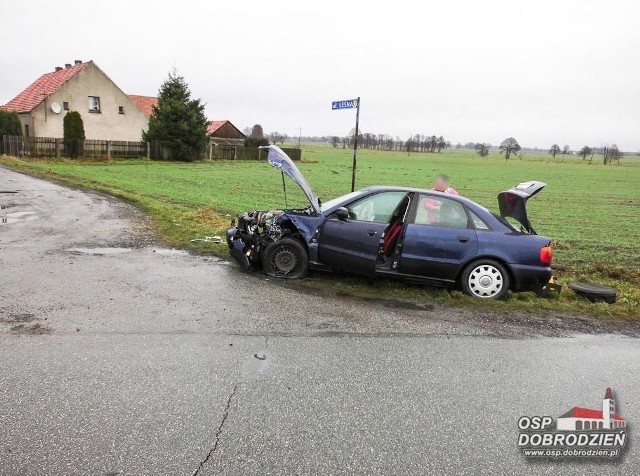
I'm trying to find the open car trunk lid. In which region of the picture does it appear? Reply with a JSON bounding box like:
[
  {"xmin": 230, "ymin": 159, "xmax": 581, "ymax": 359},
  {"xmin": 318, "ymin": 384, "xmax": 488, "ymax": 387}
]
[
  {"xmin": 260, "ymin": 145, "xmax": 320, "ymax": 214},
  {"xmin": 497, "ymin": 181, "xmax": 546, "ymax": 234}
]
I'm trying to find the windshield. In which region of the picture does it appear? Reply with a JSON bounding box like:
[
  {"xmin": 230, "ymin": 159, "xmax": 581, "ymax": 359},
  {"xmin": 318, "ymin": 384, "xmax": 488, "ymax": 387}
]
[{"xmin": 320, "ymin": 191, "xmax": 362, "ymax": 212}]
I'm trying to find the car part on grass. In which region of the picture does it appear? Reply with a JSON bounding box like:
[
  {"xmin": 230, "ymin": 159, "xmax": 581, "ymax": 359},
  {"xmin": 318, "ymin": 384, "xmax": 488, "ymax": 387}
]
[
  {"xmin": 540, "ymin": 276, "xmax": 562, "ymax": 297},
  {"xmin": 190, "ymin": 235, "xmax": 222, "ymax": 243},
  {"xmin": 569, "ymin": 282, "xmax": 617, "ymax": 304}
]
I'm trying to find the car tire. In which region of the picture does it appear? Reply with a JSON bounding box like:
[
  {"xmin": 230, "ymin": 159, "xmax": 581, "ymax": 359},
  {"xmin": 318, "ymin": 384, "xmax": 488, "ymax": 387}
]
[
  {"xmin": 262, "ymin": 238, "xmax": 309, "ymax": 279},
  {"xmin": 461, "ymin": 259, "xmax": 510, "ymax": 300}
]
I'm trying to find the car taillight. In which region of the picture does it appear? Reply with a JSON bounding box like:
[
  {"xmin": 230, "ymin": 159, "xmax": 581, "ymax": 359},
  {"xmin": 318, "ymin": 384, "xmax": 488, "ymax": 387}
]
[{"xmin": 540, "ymin": 246, "xmax": 553, "ymax": 264}]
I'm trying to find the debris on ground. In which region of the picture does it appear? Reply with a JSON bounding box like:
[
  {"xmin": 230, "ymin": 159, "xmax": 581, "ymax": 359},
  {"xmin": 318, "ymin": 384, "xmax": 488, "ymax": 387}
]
[{"xmin": 190, "ymin": 235, "xmax": 223, "ymax": 243}]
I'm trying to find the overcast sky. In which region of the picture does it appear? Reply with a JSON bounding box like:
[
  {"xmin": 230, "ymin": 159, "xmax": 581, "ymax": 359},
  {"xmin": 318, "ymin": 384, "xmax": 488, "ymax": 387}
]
[{"xmin": 2, "ymin": 0, "xmax": 639, "ymax": 149}]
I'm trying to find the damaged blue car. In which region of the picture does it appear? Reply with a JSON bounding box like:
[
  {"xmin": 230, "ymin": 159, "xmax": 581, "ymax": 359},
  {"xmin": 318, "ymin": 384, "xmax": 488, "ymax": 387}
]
[{"xmin": 227, "ymin": 146, "xmax": 553, "ymax": 299}]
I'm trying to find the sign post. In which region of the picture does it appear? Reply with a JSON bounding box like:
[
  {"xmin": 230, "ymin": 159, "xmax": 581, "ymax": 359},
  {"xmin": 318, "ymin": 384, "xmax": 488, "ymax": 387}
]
[{"xmin": 331, "ymin": 97, "xmax": 360, "ymax": 192}]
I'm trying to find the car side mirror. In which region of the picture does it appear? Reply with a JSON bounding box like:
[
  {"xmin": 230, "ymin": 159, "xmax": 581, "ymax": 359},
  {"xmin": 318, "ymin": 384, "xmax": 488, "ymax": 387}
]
[{"xmin": 335, "ymin": 207, "xmax": 349, "ymax": 220}]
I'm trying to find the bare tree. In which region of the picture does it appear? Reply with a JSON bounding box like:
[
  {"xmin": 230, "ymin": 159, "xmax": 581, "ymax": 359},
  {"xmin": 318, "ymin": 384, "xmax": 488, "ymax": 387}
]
[
  {"xmin": 330, "ymin": 136, "xmax": 339, "ymax": 148},
  {"xmin": 269, "ymin": 131, "xmax": 286, "ymax": 145},
  {"xmin": 549, "ymin": 144, "xmax": 560, "ymax": 159},
  {"xmin": 499, "ymin": 137, "xmax": 521, "ymax": 160},
  {"xmin": 561, "ymin": 145, "xmax": 570, "ymax": 161},
  {"xmin": 475, "ymin": 143, "xmax": 490, "ymax": 157},
  {"xmin": 578, "ymin": 146, "xmax": 592, "ymax": 160},
  {"xmin": 406, "ymin": 136, "xmax": 415, "ymax": 155},
  {"xmin": 602, "ymin": 146, "xmax": 610, "ymax": 165},
  {"xmin": 608, "ymin": 144, "xmax": 622, "ymax": 165}
]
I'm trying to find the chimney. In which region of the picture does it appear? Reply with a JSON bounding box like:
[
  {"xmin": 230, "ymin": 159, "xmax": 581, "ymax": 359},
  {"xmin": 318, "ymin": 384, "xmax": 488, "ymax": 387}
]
[
  {"xmin": 55, "ymin": 66, "xmax": 63, "ymax": 72},
  {"xmin": 65, "ymin": 63, "xmax": 72, "ymax": 68},
  {"xmin": 74, "ymin": 60, "xmax": 82, "ymax": 65}
]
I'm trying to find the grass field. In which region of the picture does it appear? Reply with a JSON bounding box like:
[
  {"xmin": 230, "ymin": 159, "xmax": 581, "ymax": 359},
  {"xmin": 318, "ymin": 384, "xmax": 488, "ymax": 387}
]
[{"xmin": 2, "ymin": 146, "xmax": 639, "ymax": 317}]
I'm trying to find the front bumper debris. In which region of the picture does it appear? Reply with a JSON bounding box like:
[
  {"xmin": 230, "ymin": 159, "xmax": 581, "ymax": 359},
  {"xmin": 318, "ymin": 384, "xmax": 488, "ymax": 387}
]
[{"xmin": 227, "ymin": 227, "xmax": 251, "ymax": 269}]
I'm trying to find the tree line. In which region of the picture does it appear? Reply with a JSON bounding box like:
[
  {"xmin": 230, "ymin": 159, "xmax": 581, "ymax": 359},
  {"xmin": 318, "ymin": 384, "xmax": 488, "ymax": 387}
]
[
  {"xmin": 549, "ymin": 143, "xmax": 623, "ymax": 165},
  {"xmin": 327, "ymin": 132, "xmax": 451, "ymax": 153}
]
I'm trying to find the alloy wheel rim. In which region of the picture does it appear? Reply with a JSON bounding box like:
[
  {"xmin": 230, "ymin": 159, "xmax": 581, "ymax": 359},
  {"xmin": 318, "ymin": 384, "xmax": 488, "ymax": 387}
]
[{"xmin": 468, "ymin": 264, "xmax": 503, "ymax": 298}]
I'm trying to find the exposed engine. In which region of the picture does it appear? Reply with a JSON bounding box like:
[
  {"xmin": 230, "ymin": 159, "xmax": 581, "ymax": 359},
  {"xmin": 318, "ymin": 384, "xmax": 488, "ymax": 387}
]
[
  {"xmin": 228, "ymin": 205, "xmax": 318, "ymax": 271},
  {"xmin": 229, "ymin": 210, "xmax": 299, "ymax": 269},
  {"xmin": 236, "ymin": 210, "xmax": 286, "ymax": 241}
]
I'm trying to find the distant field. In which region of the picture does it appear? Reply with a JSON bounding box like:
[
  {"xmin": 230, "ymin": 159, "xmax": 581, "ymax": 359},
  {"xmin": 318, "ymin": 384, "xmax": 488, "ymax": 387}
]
[{"xmin": 2, "ymin": 146, "xmax": 639, "ymax": 316}]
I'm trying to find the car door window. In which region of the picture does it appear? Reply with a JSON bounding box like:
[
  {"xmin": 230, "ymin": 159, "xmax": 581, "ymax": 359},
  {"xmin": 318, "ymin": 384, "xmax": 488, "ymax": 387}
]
[
  {"xmin": 345, "ymin": 192, "xmax": 406, "ymax": 223},
  {"xmin": 414, "ymin": 195, "xmax": 469, "ymax": 229}
]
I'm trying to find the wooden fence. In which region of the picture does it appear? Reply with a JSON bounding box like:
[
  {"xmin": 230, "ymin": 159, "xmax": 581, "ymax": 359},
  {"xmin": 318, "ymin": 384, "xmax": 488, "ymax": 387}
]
[
  {"xmin": 0, "ymin": 135, "xmax": 302, "ymax": 161},
  {"xmin": 209, "ymin": 144, "xmax": 302, "ymax": 161},
  {"xmin": 0, "ymin": 135, "xmax": 145, "ymax": 159}
]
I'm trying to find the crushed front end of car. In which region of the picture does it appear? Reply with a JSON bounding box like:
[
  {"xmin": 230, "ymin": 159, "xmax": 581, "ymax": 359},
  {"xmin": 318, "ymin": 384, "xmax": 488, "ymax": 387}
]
[
  {"xmin": 226, "ymin": 145, "xmax": 322, "ymax": 275},
  {"xmin": 227, "ymin": 210, "xmax": 287, "ymax": 269}
]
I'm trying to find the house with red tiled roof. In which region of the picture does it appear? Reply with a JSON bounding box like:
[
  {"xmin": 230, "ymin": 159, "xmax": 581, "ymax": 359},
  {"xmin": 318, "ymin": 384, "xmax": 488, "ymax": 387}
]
[
  {"xmin": 207, "ymin": 120, "xmax": 245, "ymax": 146},
  {"xmin": 127, "ymin": 95, "xmax": 158, "ymax": 117},
  {"xmin": 556, "ymin": 387, "xmax": 626, "ymax": 431},
  {"xmin": 1, "ymin": 60, "xmax": 149, "ymax": 141}
]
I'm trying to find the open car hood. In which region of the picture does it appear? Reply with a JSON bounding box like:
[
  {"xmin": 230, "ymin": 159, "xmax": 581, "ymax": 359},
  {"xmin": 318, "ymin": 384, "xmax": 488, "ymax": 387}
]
[
  {"xmin": 497, "ymin": 181, "xmax": 546, "ymax": 234},
  {"xmin": 260, "ymin": 145, "xmax": 321, "ymax": 214}
]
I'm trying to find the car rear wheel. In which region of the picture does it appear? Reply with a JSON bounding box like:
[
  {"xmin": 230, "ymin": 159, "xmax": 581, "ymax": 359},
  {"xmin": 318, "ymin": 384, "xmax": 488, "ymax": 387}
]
[
  {"xmin": 262, "ymin": 238, "xmax": 309, "ymax": 279},
  {"xmin": 461, "ymin": 259, "xmax": 510, "ymax": 299}
]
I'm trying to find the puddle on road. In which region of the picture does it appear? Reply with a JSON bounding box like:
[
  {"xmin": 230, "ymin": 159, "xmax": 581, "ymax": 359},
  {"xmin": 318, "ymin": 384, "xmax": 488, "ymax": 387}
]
[
  {"xmin": 66, "ymin": 247, "xmax": 193, "ymax": 257},
  {"xmin": 151, "ymin": 248, "xmax": 189, "ymax": 256},
  {"xmin": 68, "ymin": 247, "xmax": 133, "ymax": 255},
  {"xmin": 0, "ymin": 210, "xmax": 38, "ymax": 224}
]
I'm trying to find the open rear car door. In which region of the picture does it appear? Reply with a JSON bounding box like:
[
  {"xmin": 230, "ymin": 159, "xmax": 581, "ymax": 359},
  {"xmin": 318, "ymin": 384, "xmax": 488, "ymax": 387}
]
[{"xmin": 497, "ymin": 181, "xmax": 546, "ymax": 235}]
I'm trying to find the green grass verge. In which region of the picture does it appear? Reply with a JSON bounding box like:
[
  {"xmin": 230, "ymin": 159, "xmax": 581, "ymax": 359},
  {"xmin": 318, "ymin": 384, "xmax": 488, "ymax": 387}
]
[{"xmin": 1, "ymin": 147, "xmax": 638, "ymax": 319}]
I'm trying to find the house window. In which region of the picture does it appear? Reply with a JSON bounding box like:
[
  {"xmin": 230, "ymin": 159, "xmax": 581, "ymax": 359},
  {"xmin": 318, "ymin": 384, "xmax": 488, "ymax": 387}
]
[
  {"xmin": 118, "ymin": 106, "xmax": 124, "ymax": 114},
  {"xmin": 24, "ymin": 124, "xmax": 30, "ymax": 137},
  {"xmin": 88, "ymin": 96, "xmax": 101, "ymax": 113},
  {"xmin": 63, "ymin": 101, "xmax": 69, "ymax": 111}
]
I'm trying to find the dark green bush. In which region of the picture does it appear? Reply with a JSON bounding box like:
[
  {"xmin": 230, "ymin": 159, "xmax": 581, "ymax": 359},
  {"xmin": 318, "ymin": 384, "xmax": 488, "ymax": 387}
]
[{"xmin": 63, "ymin": 111, "xmax": 85, "ymax": 158}]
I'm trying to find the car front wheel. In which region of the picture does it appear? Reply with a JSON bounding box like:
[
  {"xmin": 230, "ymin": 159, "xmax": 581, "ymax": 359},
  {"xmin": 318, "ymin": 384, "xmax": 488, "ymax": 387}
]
[
  {"xmin": 262, "ymin": 238, "xmax": 309, "ymax": 279},
  {"xmin": 461, "ymin": 259, "xmax": 510, "ymax": 299}
]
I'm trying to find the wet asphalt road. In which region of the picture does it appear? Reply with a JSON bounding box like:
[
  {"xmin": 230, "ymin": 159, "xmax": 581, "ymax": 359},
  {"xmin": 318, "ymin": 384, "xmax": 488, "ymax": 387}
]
[{"xmin": 1, "ymin": 168, "xmax": 639, "ymax": 475}]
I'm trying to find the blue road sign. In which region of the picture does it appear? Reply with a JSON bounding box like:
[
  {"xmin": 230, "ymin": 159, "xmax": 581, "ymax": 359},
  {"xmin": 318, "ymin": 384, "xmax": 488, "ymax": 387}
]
[{"xmin": 331, "ymin": 98, "xmax": 359, "ymax": 110}]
